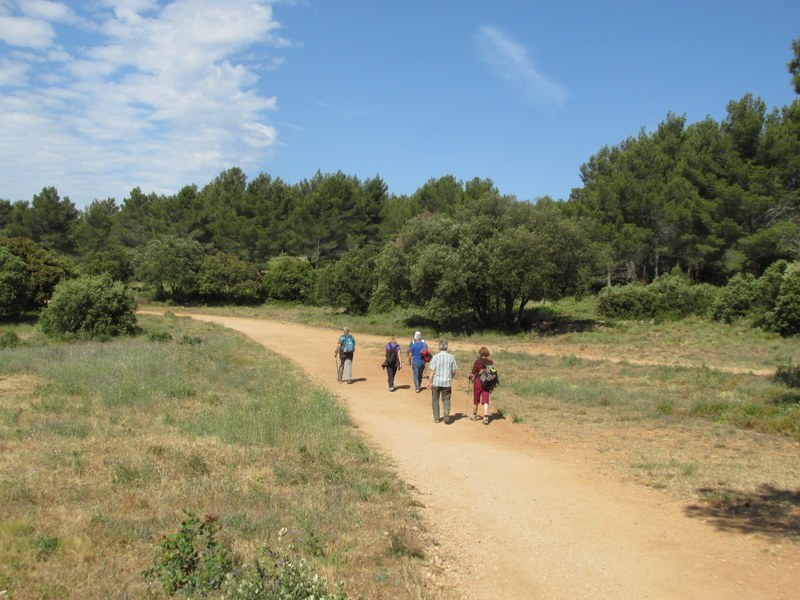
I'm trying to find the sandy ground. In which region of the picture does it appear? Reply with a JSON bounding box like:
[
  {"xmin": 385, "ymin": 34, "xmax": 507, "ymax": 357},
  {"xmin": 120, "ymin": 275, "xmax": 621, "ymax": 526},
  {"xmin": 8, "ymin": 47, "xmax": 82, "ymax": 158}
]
[{"xmin": 163, "ymin": 313, "xmax": 800, "ymax": 600}]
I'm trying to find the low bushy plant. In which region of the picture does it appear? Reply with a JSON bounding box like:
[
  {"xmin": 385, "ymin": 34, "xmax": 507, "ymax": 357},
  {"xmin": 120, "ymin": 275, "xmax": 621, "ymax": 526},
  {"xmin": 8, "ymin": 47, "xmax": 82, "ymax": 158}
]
[
  {"xmin": 771, "ymin": 262, "xmax": 800, "ymax": 336},
  {"xmin": 144, "ymin": 511, "xmax": 236, "ymax": 596},
  {"xmin": 596, "ymin": 283, "xmax": 655, "ymax": 318},
  {"xmin": 774, "ymin": 360, "xmax": 800, "ymax": 389},
  {"xmin": 39, "ymin": 274, "xmax": 138, "ymax": 339},
  {"xmin": 759, "ymin": 259, "xmax": 789, "ymax": 309},
  {"xmin": 0, "ymin": 330, "xmax": 20, "ymax": 348},
  {"xmin": 713, "ymin": 273, "xmax": 762, "ymax": 323},
  {"xmin": 262, "ymin": 256, "xmax": 314, "ymax": 302},
  {"xmin": 649, "ymin": 270, "xmax": 705, "ymax": 318},
  {"xmin": 221, "ymin": 532, "xmax": 347, "ymax": 600}
]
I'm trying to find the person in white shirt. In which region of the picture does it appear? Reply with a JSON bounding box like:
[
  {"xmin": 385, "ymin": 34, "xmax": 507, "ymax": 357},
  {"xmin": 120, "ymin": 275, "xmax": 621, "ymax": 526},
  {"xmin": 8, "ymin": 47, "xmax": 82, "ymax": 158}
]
[{"xmin": 427, "ymin": 340, "xmax": 457, "ymax": 424}]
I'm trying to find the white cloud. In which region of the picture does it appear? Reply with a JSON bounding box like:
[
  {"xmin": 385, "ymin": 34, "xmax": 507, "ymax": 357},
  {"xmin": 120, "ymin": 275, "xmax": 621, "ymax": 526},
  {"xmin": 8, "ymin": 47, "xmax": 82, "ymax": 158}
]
[
  {"xmin": 474, "ymin": 24, "xmax": 568, "ymax": 110},
  {"xmin": 18, "ymin": 0, "xmax": 76, "ymax": 23},
  {"xmin": 0, "ymin": 0, "xmax": 286, "ymax": 205},
  {"xmin": 0, "ymin": 14, "xmax": 55, "ymax": 48},
  {"xmin": 0, "ymin": 56, "xmax": 31, "ymax": 85}
]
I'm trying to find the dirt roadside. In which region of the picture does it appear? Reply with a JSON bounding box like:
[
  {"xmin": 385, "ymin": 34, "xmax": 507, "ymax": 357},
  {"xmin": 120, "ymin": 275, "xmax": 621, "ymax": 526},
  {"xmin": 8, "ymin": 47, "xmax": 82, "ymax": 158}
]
[{"xmin": 158, "ymin": 313, "xmax": 800, "ymax": 600}]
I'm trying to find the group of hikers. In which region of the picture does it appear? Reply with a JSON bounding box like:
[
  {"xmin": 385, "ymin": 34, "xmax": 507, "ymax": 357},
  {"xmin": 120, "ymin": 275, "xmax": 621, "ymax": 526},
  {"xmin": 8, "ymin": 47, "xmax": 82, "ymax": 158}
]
[{"xmin": 334, "ymin": 328, "xmax": 499, "ymax": 425}]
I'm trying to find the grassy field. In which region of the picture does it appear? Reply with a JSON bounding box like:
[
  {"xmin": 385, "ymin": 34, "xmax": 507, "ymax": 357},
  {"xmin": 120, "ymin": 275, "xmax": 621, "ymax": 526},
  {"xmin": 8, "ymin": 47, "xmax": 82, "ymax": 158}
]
[
  {"xmin": 153, "ymin": 300, "xmax": 800, "ymax": 541},
  {"xmin": 2, "ymin": 300, "xmax": 800, "ymax": 598},
  {"xmin": 0, "ymin": 315, "xmax": 431, "ymax": 599}
]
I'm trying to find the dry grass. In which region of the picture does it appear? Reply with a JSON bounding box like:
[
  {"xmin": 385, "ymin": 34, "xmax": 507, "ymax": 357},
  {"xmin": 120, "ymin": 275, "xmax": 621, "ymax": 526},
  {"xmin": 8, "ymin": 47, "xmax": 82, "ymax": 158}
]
[
  {"xmin": 0, "ymin": 316, "xmax": 436, "ymax": 599},
  {"xmin": 488, "ymin": 350, "xmax": 800, "ymax": 541}
]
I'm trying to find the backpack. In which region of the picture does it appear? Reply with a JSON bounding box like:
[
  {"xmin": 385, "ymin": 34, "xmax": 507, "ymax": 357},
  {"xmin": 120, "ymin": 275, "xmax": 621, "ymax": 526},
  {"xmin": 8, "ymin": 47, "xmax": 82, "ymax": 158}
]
[
  {"xmin": 420, "ymin": 347, "xmax": 432, "ymax": 363},
  {"xmin": 341, "ymin": 334, "xmax": 355, "ymax": 353},
  {"xmin": 385, "ymin": 344, "xmax": 398, "ymax": 367},
  {"xmin": 478, "ymin": 363, "xmax": 499, "ymax": 390}
]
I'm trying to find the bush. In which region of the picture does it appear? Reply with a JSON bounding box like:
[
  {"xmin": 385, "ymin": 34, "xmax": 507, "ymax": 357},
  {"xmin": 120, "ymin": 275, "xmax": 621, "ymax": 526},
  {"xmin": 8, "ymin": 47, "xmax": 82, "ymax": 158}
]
[
  {"xmin": 759, "ymin": 259, "xmax": 789, "ymax": 309},
  {"xmin": 774, "ymin": 360, "xmax": 800, "ymax": 388},
  {"xmin": 649, "ymin": 270, "xmax": 704, "ymax": 318},
  {"xmin": 39, "ymin": 274, "xmax": 138, "ymax": 339},
  {"xmin": 198, "ymin": 253, "xmax": 262, "ymax": 304},
  {"xmin": 145, "ymin": 515, "xmax": 346, "ymax": 600},
  {"xmin": 0, "ymin": 330, "xmax": 20, "ymax": 348},
  {"xmin": 688, "ymin": 282, "xmax": 719, "ymax": 318},
  {"xmin": 262, "ymin": 256, "xmax": 314, "ymax": 302},
  {"xmin": 713, "ymin": 273, "xmax": 762, "ymax": 323},
  {"xmin": 220, "ymin": 542, "xmax": 347, "ymax": 600},
  {"xmin": 0, "ymin": 246, "xmax": 30, "ymax": 318},
  {"xmin": 771, "ymin": 262, "xmax": 800, "ymax": 336},
  {"xmin": 596, "ymin": 283, "xmax": 655, "ymax": 318},
  {"xmin": 144, "ymin": 512, "xmax": 236, "ymax": 596}
]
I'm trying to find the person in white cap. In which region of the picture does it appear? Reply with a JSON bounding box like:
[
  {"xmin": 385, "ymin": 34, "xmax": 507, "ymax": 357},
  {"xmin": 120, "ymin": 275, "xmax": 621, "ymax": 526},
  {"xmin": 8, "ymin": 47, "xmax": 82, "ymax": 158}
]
[{"xmin": 334, "ymin": 326, "xmax": 356, "ymax": 383}]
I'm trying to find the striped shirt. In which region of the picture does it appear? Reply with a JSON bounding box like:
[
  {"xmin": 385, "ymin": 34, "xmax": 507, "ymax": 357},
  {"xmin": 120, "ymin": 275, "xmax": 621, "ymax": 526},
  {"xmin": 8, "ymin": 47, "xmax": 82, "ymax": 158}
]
[{"xmin": 429, "ymin": 351, "xmax": 457, "ymax": 387}]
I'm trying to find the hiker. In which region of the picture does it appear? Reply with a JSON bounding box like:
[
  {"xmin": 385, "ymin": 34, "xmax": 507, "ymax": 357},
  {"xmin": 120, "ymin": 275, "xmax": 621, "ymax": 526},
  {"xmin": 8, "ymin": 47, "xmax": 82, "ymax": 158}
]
[
  {"xmin": 468, "ymin": 346, "xmax": 498, "ymax": 425},
  {"xmin": 382, "ymin": 335, "xmax": 402, "ymax": 391},
  {"xmin": 408, "ymin": 331, "xmax": 429, "ymax": 393},
  {"xmin": 335, "ymin": 327, "xmax": 356, "ymax": 383},
  {"xmin": 428, "ymin": 340, "xmax": 457, "ymax": 424}
]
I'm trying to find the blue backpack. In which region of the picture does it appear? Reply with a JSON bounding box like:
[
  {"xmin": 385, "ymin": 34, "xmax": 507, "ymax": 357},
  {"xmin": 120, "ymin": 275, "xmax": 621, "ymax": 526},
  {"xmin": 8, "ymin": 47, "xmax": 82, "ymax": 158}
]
[{"xmin": 341, "ymin": 334, "xmax": 355, "ymax": 353}]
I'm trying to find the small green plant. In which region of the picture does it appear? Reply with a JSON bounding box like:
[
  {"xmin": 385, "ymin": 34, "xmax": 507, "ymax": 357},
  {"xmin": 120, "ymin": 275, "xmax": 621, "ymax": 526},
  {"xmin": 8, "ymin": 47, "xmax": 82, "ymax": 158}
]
[
  {"xmin": 34, "ymin": 533, "xmax": 60, "ymax": 560},
  {"xmin": 0, "ymin": 330, "xmax": 20, "ymax": 348},
  {"xmin": 774, "ymin": 360, "xmax": 800, "ymax": 389},
  {"xmin": 147, "ymin": 330, "xmax": 173, "ymax": 342},
  {"xmin": 144, "ymin": 511, "xmax": 236, "ymax": 596},
  {"xmin": 220, "ymin": 528, "xmax": 347, "ymax": 600}
]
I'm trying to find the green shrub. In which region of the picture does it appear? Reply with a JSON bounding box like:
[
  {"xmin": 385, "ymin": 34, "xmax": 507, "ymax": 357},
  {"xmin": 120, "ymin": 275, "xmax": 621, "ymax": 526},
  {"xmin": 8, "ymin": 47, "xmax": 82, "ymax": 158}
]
[
  {"xmin": 774, "ymin": 360, "xmax": 800, "ymax": 388},
  {"xmin": 39, "ymin": 274, "xmax": 138, "ymax": 339},
  {"xmin": 649, "ymin": 270, "xmax": 703, "ymax": 318},
  {"xmin": 262, "ymin": 256, "xmax": 314, "ymax": 302},
  {"xmin": 772, "ymin": 262, "xmax": 800, "ymax": 335},
  {"xmin": 688, "ymin": 283, "xmax": 719, "ymax": 317},
  {"xmin": 144, "ymin": 511, "xmax": 236, "ymax": 596},
  {"xmin": 713, "ymin": 273, "xmax": 762, "ymax": 323},
  {"xmin": 0, "ymin": 330, "xmax": 20, "ymax": 348},
  {"xmin": 0, "ymin": 247, "xmax": 31, "ymax": 318},
  {"xmin": 759, "ymin": 259, "xmax": 789, "ymax": 309},
  {"xmin": 596, "ymin": 283, "xmax": 655, "ymax": 318},
  {"xmin": 144, "ymin": 515, "xmax": 346, "ymax": 600},
  {"xmin": 198, "ymin": 253, "xmax": 263, "ymax": 304},
  {"xmin": 221, "ymin": 533, "xmax": 347, "ymax": 600}
]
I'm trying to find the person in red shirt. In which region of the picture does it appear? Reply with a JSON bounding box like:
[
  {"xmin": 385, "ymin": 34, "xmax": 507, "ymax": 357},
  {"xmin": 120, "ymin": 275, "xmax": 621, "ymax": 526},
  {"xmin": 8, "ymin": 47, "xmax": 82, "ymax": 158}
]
[{"xmin": 468, "ymin": 346, "xmax": 496, "ymax": 425}]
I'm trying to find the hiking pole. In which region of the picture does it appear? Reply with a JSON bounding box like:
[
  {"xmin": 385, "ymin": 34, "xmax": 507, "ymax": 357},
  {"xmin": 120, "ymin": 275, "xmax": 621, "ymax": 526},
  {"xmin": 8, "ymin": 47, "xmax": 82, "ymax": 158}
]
[{"xmin": 465, "ymin": 377, "xmax": 471, "ymax": 419}]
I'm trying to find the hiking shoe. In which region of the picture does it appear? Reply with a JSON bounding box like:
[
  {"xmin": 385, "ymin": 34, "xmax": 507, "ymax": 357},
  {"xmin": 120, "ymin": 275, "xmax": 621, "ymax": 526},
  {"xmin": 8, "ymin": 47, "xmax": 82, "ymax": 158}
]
[
  {"xmin": 469, "ymin": 413, "xmax": 479, "ymax": 421},
  {"xmin": 483, "ymin": 416, "xmax": 490, "ymax": 425}
]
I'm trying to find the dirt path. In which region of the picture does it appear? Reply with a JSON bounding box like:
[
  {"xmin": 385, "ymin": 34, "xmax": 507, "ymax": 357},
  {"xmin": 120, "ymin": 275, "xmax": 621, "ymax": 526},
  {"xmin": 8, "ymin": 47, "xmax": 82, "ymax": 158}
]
[{"xmin": 165, "ymin": 313, "xmax": 800, "ymax": 599}]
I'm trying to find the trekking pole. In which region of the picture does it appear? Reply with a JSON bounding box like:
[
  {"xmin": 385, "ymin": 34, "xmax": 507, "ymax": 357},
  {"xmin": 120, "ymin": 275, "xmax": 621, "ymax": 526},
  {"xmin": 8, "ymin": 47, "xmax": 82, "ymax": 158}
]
[{"xmin": 465, "ymin": 377, "xmax": 471, "ymax": 418}]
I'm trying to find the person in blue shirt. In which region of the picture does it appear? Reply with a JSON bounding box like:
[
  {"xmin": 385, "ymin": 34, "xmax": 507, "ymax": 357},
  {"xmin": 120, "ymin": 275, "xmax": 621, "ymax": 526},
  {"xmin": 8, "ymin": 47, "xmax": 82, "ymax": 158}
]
[{"xmin": 407, "ymin": 331, "xmax": 429, "ymax": 393}]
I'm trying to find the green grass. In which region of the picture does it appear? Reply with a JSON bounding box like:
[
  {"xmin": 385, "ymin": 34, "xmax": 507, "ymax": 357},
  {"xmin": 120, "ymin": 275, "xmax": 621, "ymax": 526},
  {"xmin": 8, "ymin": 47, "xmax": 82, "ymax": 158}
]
[
  {"xmin": 495, "ymin": 349, "xmax": 800, "ymax": 439},
  {"xmin": 0, "ymin": 314, "xmax": 431, "ymax": 599}
]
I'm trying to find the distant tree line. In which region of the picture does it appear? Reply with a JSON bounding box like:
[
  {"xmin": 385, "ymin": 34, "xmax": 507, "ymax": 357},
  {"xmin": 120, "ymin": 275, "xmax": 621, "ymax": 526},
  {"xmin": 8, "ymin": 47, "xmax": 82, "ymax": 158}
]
[{"xmin": 2, "ymin": 39, "xmax": 800, "ymax": 334}]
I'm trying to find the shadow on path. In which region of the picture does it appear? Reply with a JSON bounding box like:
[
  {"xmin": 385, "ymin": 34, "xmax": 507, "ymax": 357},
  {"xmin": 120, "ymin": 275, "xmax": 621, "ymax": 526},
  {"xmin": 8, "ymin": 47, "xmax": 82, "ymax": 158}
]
[{"xmin": 685, "ymin": 484, "xmax": 800, "ymax": 541}]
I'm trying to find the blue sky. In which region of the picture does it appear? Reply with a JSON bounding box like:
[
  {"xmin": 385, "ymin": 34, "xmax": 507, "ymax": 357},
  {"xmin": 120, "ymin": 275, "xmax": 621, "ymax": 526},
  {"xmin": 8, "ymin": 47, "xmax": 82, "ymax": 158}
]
[{"xmin": 0, "ymin": 0, "xmax": 798, "ymax": 209}]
